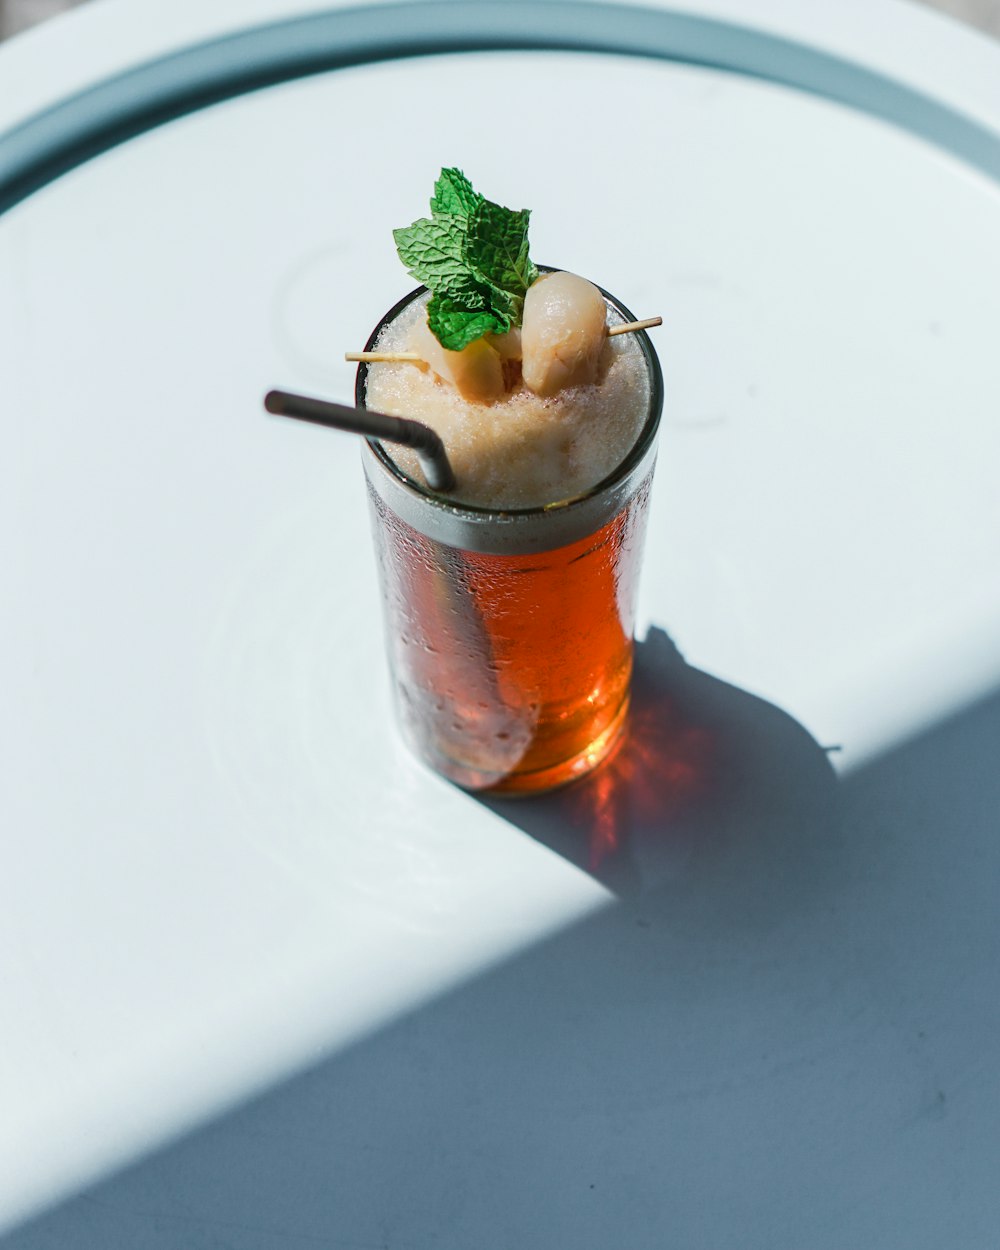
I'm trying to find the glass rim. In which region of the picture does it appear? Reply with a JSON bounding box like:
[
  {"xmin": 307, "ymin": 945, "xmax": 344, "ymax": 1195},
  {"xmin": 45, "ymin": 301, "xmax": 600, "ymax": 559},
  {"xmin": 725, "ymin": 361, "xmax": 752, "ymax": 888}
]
[{"xmin": 355, "ymin": 266, "xmax": 664, "ymax": 522}]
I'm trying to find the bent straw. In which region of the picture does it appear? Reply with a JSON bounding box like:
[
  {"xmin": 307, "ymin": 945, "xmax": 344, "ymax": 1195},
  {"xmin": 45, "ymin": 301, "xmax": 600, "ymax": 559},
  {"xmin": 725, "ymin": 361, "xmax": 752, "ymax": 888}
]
[{"xmin": 264, "ymin": 389, "xmax": 456, "ymax": 494}]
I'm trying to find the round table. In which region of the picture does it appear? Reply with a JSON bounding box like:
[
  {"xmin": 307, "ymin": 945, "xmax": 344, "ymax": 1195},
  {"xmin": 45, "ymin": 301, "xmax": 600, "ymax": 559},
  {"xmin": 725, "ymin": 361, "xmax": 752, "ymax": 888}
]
[{"xmin": 2, "ymin": 1, "xmax": 999, "ymax": 1245}]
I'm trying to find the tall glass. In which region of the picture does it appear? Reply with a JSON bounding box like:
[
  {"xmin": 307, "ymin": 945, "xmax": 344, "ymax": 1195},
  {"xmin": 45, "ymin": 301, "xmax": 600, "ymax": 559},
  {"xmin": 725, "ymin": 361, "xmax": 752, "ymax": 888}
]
[{"xmin": 357, "ymin": 283, "xmax": 663, "ymax": 795}]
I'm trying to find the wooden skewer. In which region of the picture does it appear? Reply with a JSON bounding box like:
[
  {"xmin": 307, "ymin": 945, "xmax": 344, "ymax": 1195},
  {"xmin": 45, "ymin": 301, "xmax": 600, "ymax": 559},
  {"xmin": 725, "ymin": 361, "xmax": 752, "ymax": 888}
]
[
  {"xmin": 607, "ymin": 316, "xmax": 662, "ymax": 336},
  {"xmin": 345, "ymin": 317, "xmax": 661, "ymax": 366},
  {"xmin": 345, "ymin": 350, "xmax": 423, "ymax": 363}
]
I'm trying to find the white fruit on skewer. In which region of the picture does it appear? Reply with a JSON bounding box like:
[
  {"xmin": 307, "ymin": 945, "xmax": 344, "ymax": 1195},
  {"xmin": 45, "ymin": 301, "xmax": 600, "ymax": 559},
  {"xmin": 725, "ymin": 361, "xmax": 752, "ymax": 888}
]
[
  {"xmin": 520, "ymin": 271, "xmax": 607, "ymax": 398},
  {"xmin": 410, "ymin": 319, "xmax": 505, "ymax": 403},
  {"xmin": 486, "ymin": 326, "xmax": 522, "ymax": 360},
  {"xmin": 346, "ymin": 282, "xmax": 660, "ymax": 400}
]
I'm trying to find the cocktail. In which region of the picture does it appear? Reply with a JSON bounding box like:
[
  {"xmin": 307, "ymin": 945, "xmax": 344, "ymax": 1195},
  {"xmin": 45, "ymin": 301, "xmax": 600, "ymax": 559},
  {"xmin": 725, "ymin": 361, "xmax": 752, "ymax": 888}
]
[
  {"xmin": 268, "ymin": 169, "xmax": 663, "ymax": 794},
  {"xmin": 357, "ymin": 172, "xmax": 663, "ymax": 794}
]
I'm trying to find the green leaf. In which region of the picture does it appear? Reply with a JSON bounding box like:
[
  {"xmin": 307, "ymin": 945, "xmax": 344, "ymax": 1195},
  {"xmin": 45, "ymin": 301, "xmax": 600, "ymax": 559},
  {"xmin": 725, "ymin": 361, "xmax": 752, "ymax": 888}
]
[
  {"xmin": 392, "ymin": 216, "xmax": 467, "ymax": 289},
  {"xmin": 394, "ymin": 169, "xmax": 535, "ymax": 351},
  {"xmin": 470, "ymin": 202, "xmax": 534, "ymax": 297},
  {"xmin": 430, "ymin": 168, "xmax": 481, "ymax": 221},
  {"xmin": 428, "ymin": 293, "xmax": 505, "ymax": 352}
]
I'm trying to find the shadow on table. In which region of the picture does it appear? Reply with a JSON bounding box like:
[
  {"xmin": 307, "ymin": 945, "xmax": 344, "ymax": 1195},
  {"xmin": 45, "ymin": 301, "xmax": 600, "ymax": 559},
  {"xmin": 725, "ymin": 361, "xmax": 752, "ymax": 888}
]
[
  {"xmin": 5, "ymin": 636, "xmax": 1000, "ymax": 1249},
  {"xmin": 482, "ymin": 624, "xmax": 842, "ymax": 903}
]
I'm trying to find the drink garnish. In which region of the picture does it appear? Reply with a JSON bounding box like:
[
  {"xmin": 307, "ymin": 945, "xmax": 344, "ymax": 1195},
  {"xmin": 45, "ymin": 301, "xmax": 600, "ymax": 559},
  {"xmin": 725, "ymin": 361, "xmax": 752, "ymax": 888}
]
[{"xmin": 392, "ymin": 168, "xmax": 538, "ymax": 352}]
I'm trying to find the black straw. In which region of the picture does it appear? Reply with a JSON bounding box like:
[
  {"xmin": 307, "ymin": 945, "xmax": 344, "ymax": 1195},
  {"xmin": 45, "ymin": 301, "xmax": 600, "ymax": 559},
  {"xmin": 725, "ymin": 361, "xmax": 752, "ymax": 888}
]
[{"xmin": 264, "ymin": 390, "xmax": 456, "ymax": 493}]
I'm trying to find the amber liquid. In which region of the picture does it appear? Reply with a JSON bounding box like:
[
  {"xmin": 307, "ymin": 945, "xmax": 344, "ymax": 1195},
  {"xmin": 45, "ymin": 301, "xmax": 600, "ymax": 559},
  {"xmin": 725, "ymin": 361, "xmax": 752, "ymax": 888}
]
[{"xmin": 368, "ymin": 473, "xmax": 653, "ymax": 794}]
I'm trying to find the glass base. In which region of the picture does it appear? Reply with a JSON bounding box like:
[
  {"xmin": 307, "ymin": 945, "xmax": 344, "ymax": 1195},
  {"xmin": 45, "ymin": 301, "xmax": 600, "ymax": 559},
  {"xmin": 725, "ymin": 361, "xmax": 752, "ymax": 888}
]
[{"xmin": 419, "ymin": 693, "xmax": 630, "ymax": 797}]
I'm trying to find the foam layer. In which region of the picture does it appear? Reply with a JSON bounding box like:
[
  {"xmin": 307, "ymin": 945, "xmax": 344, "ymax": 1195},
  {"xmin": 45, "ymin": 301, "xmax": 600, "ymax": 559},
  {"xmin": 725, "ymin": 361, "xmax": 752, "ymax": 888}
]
[{"xmin": 363, "ymin": 292, "xmax": 651, "ymax": 509}]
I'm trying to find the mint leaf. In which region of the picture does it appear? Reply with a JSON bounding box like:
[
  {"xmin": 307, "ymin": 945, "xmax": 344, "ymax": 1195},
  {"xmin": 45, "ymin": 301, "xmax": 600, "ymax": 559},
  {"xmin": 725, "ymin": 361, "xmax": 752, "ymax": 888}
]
[
  {"xmin": 392, "ymin": 215, "xmax": 467, "ymax": 289},
  {"xmin": 470, "ymin": 202, "xmax": 535, "ymax": 295},
  {"xmin": 395, "ymin": 169, "xmax": 535, "ymax": 350},
  {"xmin": 428, "ymin": 293, "xmax": 504, "ymax": 352},
  {"xmin": 468, "ymin": 201, "xmax": 535, "ymax": 326},
  {"xmin": 430, "ymin": 168, "xmax": 481, "ymax": 221}
]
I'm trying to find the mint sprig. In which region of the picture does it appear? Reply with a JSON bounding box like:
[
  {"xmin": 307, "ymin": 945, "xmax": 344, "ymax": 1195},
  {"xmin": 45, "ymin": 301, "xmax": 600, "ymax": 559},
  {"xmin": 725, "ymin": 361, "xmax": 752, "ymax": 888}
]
[
  {"xmin": 393, "ymin": 168, "xmax": 538, "ymax": 352},
  {"xmin": 429, "ymin": 167, "xmax": 481, "ymax": 219}
]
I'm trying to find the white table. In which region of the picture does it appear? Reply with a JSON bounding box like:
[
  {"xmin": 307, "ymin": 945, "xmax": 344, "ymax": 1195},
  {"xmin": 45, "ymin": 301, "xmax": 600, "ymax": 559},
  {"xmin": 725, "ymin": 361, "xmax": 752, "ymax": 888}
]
[{"xmin": 2, "ymin": 1, "xmax": 1000, "ymax": 1245}]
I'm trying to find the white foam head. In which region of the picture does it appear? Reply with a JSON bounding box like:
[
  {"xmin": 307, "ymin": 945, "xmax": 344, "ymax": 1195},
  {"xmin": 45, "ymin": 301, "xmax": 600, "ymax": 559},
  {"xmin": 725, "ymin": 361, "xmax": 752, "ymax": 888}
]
[{"xmin": 357, "ymin": 277, "xmax": 663, "ymax": 554}]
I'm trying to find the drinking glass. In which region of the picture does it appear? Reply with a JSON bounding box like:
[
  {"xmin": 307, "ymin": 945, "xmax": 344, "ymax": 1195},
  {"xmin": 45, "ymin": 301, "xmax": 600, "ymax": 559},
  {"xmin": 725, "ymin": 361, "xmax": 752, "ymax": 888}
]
[{"xmin": 357, "ymin": 282, "xmax": 663, "ymax": 794}]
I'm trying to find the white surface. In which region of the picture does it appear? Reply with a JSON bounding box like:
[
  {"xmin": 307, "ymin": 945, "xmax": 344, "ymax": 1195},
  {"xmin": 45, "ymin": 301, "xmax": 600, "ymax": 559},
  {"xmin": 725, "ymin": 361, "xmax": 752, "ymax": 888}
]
[
  {"xmin": 2, "ymin": 0, "xmax": 1000, "ymax": 140},
  {"xmin": 2, "ymin": 1, "xmax": 1000, "ymax": 1244}
]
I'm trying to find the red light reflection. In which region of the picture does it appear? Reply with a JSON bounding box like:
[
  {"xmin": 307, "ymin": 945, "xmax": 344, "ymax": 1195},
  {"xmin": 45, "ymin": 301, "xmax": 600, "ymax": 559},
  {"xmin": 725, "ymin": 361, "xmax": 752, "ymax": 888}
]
[{"xmin": 561, "ymin": 632, "xmax": 717, "ymax": 873}]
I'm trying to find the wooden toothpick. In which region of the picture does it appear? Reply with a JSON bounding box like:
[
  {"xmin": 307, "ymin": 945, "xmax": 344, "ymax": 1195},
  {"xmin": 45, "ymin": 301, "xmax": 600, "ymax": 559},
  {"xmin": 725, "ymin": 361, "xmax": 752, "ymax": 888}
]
[
  {"xmin": 345, "ymin": 350, "xmax": 423, "ymax": 363},
  {"xmin": 607, "ymin": 316, "xmax": 662, "ymax": 337},
  {"xmin": 345, "ymin": 317, "xmax": 661, "ymax": 365}
]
